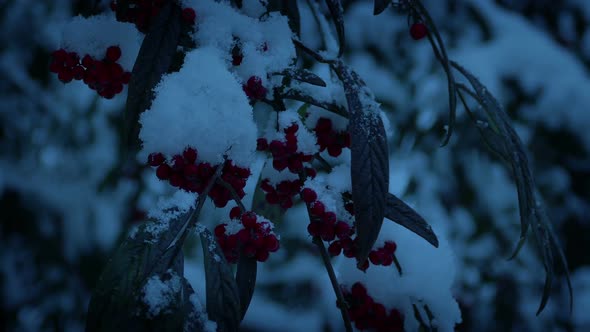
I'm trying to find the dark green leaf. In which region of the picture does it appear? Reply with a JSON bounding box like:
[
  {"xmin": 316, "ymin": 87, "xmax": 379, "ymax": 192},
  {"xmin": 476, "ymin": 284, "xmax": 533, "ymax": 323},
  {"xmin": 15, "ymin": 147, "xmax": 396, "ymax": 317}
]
[
  {"xmin": 325, "ymin": 0, "xmax": 345, "ymax": 56},
  {"xmin": 182, "ymin": 279, "xmax": 206, "ymax": 332},
  {"xmin": 452, "ymin": 61, "xmax": 573, "ymax": 315},
  {"xmin": 279, "ymin": 68, "xmax": 327, "ymax": 87},
  {"xmin": 373, "ymin": 0, "xmax": 391, "ymax": 15},
  {"xmin": 235, "ymin": 254, "xmax": 257, "ymax": 320},
  {"xmin": 281, "ymin": 0, "xmax": 300, "ymax": 38},
  {"xmin": 86, "ymin": 209, "xmax": 193, "ymax": 332},
  {"xmin": 124, "ymin": 2, "xmax": 182, "ymax": 153},
  {"xmin": 385, "ymin": 193, "xmax": 438, "ymax": 248},
  {"xmin": 331, "ymin": 60, "xmax": 389, "ymax": 267},
  {"xmin": 200, "ymin": 228, "xmax": 241, "ymax": 332}
]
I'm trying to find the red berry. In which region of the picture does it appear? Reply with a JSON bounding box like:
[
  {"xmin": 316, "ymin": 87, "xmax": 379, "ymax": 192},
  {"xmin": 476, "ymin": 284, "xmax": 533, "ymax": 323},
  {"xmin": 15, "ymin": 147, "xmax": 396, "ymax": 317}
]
[
  {"xmin": 106, "ymin": 46, "xmax": 122, "ymax": 62},
  {"xmin": 229, "ymin": 206, "xmax": 242, "ymax": 219},
  {"xmin": 301, "ymin": 188, "xmax": 317, "ymax": 203},
  {"xmin": 255, "ymin": 249, "xmax": 270, "ymax": 262},
  {"xmin": 170, "ymin": 173, "xmax": 184, "ymax": 187},
  {"xmin": 147, "ymin": 152, "xmax": 165, "ymax": 167},
  {"xmin": 369, "ymin": 250, "xmax": 383, "ymax": 265},
  {"xmin": 310, "ymin": 201, "xmax": 325, "ymax": 216},
  {"xmin": 272, "ymin": 158, "xmax": 288, "ymax": 171},
  {"xmin": 322, "ymin": 211, "xmax": 337, "ymax": 225},
  {"xmin": 182, "ymin": 8, "xmax": 196, "ymax": 24},
  {"xmin": 183, "ymin": 147, "xmax": 198, "ymax": 164},
  {"xmin": 243, "ymin": 76, "xmax": 267, "ymax": 100},
  {"xmin": 214, "ymin": 224, "xmax": 226, "ymax": 237},
  {"xmin": 305, "ymin": 167, "xmax": 317, "ymax": 179},
  {"xmin": 307, "ymin": 222, "xmax": 321, "ymax": 237},
  {"xmin": 183, "ymin": 164, "xmax": 199, "ymax": 179},
  {"xmin": 327, "ymin": 145, "xmax": 343, "ymax": 157},
  {"xmin": 315, "ymin": 117, "xmax": 332, "ymax": 132},
  {"xmin": 51, "ymin": 49, "xmax": 67, "ymax": 62},
  {"xmin": 319, "ymin": 223, "xmax": 336, "ymax": 241},
  {"xmin": 269, "ymin": 140, "xmax": 285, "ymax": 157},
  {"xmin": 65, "ymin": 52, "xmax": 80, "ymax": 68},
  {"xmin": 171, "ymin": 155, "xmax": 185, "ymax": 171},
  {"xmin": 257, "ymin": 138, "xmax": 268, "ymax": 151},
  {"xmin": 243, "ymin": 244, "xmax": 257, "ymax": 257},
  {"xmin": 328, "ymin": 241, "xmax": 342, "ymax": 256},
  {"xmin": 241, "ymin": 212, "xmax": 257, "ymax": 229},
  {"xmin": 284, "ymin": 123, "xmax": 299, "ymax": 135},
  {"xmin": 237, "ymin": 228, "xmax": 251, "ymax": 243},
  {"xmin": 384, "ymin": 241, "xmax": 397, "ymax": 253},
  {"xmin": 156, "ymin": 164, "xmax": 172, "ymax": 180},
  {"xmin": 410, "ymin": 22, "xmax": 428, "ymax": 40},
  {"xmin": 264, "ymin": 235, "xmax": 280, "ymax": 252},
  {"xmin": 351, "ymin": 282, "xmax": 367, "ymax": 298},
  {"xmin": 72, "ymin": 65, "xmax": 85, "ymax": 80},
  {"xmin": 265, "ymin": 192, "xmax": 279, "ymax": 204},
  {"xmin": 58, "ymin": 68, "xmax": 74, "ymax": 83},
  {"xmin": 335, "ymin": 221, "xmax": 351, "ymax": 239},
  {"xmin": 82, "ymin": 55, "xmax": 94, "ymax": 68}
]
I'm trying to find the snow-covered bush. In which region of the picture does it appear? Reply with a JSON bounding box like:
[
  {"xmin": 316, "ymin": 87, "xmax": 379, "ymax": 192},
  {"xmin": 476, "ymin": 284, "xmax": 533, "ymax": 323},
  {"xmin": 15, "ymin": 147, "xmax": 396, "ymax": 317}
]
[{"xmin": 2, "ymin": 0, "xmax": 589, "ymax": 331}]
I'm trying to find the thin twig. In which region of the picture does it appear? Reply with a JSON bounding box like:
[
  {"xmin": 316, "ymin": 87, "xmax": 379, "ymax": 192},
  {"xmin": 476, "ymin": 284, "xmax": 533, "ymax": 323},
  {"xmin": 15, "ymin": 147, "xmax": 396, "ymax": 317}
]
[{"xmin": 280, "ymin": 89, "xmax": 348, "ymax": 118}]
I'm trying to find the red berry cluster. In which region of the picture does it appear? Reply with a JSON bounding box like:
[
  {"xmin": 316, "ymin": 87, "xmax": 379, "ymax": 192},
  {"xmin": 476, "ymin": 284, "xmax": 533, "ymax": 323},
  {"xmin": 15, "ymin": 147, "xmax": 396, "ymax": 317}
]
[
  {"xmin": 148, "ymin": 147, "xmax": 250, "ymax": 208},
  {"xmin": 49, "ymin": 46, "xmax": 131, "ymax": 99},
  {"xmin": 314, "ymin": 118, "xmax": 351, "ymax": 157},
  {"xmin": 342, "ymin": 282, "xmax": 405, "ymax": 332},
  {"xmin": 243, "ymin": 76, "xmax": 267, "ymax": 100},
  {"xmin": 214, "ymin": 208, "xmax": 280, "ymax": 263},
  {"xmin": 257, "ymin": 123, "xmax": 314, "ymax": 173},
  {"xmin": 409, "ymin": 22, "xmax": 428, "ymax": 40},
  {"xmin": 302, "ymin": 189, "xmax": 397, "ymax": 271},
  {"xmin": 110, "ymin": 1, "xmax": 196, "ymax": 32},
  {"xmin": 260, "ymin": 178, "xmax": 303, "ymax": 210}
]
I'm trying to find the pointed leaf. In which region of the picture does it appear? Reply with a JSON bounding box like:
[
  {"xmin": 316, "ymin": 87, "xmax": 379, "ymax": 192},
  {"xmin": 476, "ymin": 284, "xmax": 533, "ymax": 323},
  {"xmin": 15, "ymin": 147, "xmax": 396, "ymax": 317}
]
[
  {"xmin": 373, "ymin": 0, "xmax": 390, "ymax": 15},
  {"xmin": 452, "ymin": 61, "xmax": 572, "ymax": 314},
  {"xmin": 279, "ymin": 68, "xmax": 327, "ymax": 87},
  {"xmin": 385, "ymin": 193, "xmax": 438, "ymax": 248},
  {"xmin": 124, "ymin": 2, "xmax": 182, "ymax": 152},
  {"xmin": 331, "ymin": 60, "xmax": 389, "ymax": 266},
  {"xmin": 235, "ymin": 254, "xmax": 257, "ymax": 320},
  {"xmin": 200, "ymin": 227, "xmax": 241, "ymax": 332},
  {"xmin": 325, "ymin": 0, "xmax": 345, "ymax": 56},
  {"xmin": 86, "ymin": 208, "xmax": 192, "ymax": 332}
]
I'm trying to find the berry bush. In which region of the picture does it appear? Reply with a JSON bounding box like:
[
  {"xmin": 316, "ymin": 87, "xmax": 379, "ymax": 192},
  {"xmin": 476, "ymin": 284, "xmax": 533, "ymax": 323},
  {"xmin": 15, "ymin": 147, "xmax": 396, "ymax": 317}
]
[{"xmin": 3, "ymin": 0, "xmax": 589, "ymax": 331}]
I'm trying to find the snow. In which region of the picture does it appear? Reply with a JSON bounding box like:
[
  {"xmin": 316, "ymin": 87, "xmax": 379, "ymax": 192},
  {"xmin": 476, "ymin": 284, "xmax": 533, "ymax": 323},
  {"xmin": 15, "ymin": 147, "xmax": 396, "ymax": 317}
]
[
  {"xmin": 142, "ymin": 271, "xmax": 182, "ymax": 318},
  {"xmin": 139, "ymin": 46, "xmax": 257, "ymax": 167},
  {"xmin": 60, "ymin": 14, "xmax": 143, "ymax": 70}
]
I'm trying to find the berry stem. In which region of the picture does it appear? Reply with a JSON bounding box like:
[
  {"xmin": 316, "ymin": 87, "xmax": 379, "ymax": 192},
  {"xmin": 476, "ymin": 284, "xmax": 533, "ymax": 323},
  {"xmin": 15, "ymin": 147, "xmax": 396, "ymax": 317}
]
[
  {"xmin": 312, "ymin": 236, "xmax": 353, "ymax": 332},
  {"xmin": 163, "ymin": 160, "xmax": 225, "ymax": 270},
  {"xmin": 217, "ymin": 178, "xmax": 247, "ymax": 213}
]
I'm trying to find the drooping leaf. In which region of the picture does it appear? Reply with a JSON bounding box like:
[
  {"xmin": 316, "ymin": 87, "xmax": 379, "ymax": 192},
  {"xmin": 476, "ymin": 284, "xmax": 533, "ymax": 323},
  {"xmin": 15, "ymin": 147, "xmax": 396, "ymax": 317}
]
[
  {"xmin": 412, "ymin": 1, "xmax": 457, "ymax": 146},
  {"xmin": 86, "ymin": 208, "xmax": 192, "ymax": 332},
  {"xmin": 331, "ymin": 60, "xmax": 389, "ymax": 267},
  {"xmin": 278, "ymin": 68, "xmax": 327, "ymax": 87},
  {"xmin": 124, "ymin": 1, "xmax": 182, "ymax": 153},
  {"xmin": 182, "ymin": 279, "xmax": 206, "ymax": 332},
  {"xmin": 200, "ymin": 227, "xmax": 241, "ymax": 332},
  {"xmin": 373, "ymin": 0, "xmax": 391, "ymax": 15},
  {"xmin": 235, "ymin": 254, "xmax": 257, "ymax": 320},
  {"xmin": 452, "ymin": 61, "xmax": 573, "ymax": 315},
  {"xmin": 325, "ymin": 0, "xmax": 345, "ymax": 56},
  {"xmin": 385, "ymin": 193, "xmax": 438, "ymax": 248}
]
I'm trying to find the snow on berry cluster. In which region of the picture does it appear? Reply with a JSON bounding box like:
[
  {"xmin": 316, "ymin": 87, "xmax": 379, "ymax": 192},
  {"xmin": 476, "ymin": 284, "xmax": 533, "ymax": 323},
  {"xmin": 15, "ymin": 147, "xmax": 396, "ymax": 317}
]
[
  {"xmin": 147, "ymin": 147, "xmax": 250, "ymax": 208},
  {"xmin": 50, "ymin": 46, "xmax": 131, "ymax": 99},
  {"xmin": 214, "ymin": 208, "xmax": 280, "ymax": 263},
  {"xmin": 313, "ymin": 117, "xmax": 351, "ymax": 157},
  {"xmin": 342, "ymin": 282, "xmax": 405, "ymax": 332},
  {"xmin": 110, "ymin": 0, "xmax": 196, "ymax": 32}
]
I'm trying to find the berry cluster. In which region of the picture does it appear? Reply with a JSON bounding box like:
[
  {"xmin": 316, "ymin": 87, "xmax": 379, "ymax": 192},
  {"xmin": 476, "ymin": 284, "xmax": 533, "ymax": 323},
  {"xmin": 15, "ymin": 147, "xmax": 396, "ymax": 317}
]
[
  {"xmin": 110, "ymin": 1, "xmax": 196, "ymax": 32},
  {"xmin": 409, "ymin": 22, "xmax": 428, "ymax": 40},
  {"xmin": 148, "ymin": 147, "xmax": 250, "ymax": 208},
  {"xmin": 342, "ymin": 282, "xmax": 405, "ymax": 332},
  {"xmin": 215, "ymin": 208, "xmax": 280, "ymax": 263},
  {"xmin": 302, "ymin": 189, "xmax": 397, "ymax": 271},
  {"xmin": 257, "ymin": 123, "xmax": 314, "ymax": 173},
  {"xmin": 49, "ymin": 46, "xmax": 131, "ymax": 99},
  {"xmin": 260, "ymin": 179, "xmax": 303, "ymax": 210},
  {"xmin": 243, "ymin": 76, "xmax": 267, "ymax": 100},
  {"xmin": 313, "ymin": 118, "xmax": 351, "ymax": 157}
]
